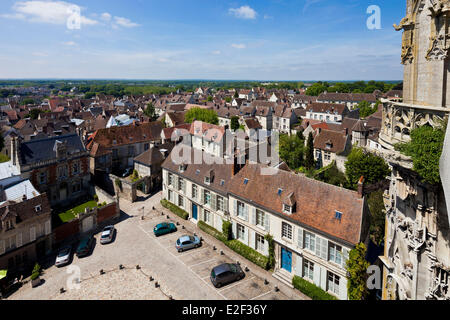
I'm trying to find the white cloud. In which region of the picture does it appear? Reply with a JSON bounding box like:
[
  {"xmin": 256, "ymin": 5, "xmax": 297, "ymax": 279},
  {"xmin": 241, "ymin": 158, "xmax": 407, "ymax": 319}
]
[
  {"xmin": 62, "ymin": 41, "xmax": 77, "ymax": 46},
  {"xmin": 231, "ymin": 43, "xmax": 246, "ymax": 49},
  {"xmin": 101, "ymin": 12, "xmax": 111, "ymax": 22},
  {"xmin": 211, "ymin": 50, "xmax": 221, "ymax": 55},
  {"xmin": 229, "ymin": 6, "xmax": 257, "ymax": 20},
  {"xmin": 113, "ymin": 16, "xmax": 140, "ymax": 28},
  {"xmin": 263, "ymin": 14, "xmax": 273, "ymax": 20},
  {"xmin": 2, "ymin": 1, "xmax": 98, "ymax": 26}
]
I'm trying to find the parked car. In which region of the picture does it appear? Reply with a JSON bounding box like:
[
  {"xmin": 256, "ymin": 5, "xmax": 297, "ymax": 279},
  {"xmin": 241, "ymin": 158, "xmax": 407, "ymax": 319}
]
[
  {"xmin": 55, "ymin": 246, "xmax": 72, "ymax": 267},
  {"xmin": 153, "ymin": 222, "xmax": 177, "ymax": 237},
  {"xmin": 100, "ymin": 226, "xmax": 116, "ymax": 244},
  {"xmin": 76, "ymin": 236, "xmax": 95, "ymax": 258},
  {"xmin": 210, "ymin": 263, "xmax": 245, "ymax": 288},
  {"xmin": 122, "ymin": 168, "xmax": 133, "ymax": 178},
  {"xmin": 175, "ymin": 235, "xmax": 201, "ymax": 252}
]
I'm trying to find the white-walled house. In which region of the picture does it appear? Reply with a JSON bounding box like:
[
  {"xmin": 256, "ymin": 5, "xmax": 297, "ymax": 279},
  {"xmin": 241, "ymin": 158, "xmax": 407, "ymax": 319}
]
[{"xmin": 161, "ymin": 150, "xmax": 370, "ymax": 300}]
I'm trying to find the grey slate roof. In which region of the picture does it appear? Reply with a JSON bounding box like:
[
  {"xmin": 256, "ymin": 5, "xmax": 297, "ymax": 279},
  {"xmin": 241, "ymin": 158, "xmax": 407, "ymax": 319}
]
[{"xmin": 19, "ymin": 133, "xmax": 86, "ymax": 165}]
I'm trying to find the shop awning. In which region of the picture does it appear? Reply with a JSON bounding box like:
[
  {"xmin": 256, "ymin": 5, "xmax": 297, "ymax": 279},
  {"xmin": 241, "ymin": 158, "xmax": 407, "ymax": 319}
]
[{"xmin": 0, "ymin": 270, "xmax": 7, "ymax": 280}]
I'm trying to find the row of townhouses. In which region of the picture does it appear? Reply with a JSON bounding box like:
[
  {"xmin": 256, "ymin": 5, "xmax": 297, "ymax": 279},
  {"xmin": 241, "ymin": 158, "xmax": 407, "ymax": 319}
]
[{"xmin": 161, "ymin": 125, "xmax": 371, "ymax": 299}]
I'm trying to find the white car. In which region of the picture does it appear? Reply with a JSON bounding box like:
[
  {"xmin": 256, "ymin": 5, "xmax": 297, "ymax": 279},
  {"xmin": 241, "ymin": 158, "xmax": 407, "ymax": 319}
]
[
  {"xmin": 55, "ymin": 246, "xmax": 72, "ymax": 267},
  {"xmin": 100, "ymin": 226, "xmax": 116, "ymax": 244}
]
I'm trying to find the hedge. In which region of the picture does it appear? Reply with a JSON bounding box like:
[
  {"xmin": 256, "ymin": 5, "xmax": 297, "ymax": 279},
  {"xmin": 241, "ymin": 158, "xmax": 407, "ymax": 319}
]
[
  {"xmin": 198, "ymin": 221, "xmax": 227, "ymax": 242},
  {"xmin": 197, "ymin": 221, "xmax": 269, "ymax": 270},
  {"xmin": 160, "ymin": 199, "xmax": 189, "ymax": 220},
  {"xmin": 225, "ymin": 240, "xmax": 269, "ymax": 270},
  {"xmin": 292, "ymin": 275, "xmax": 338, "ymax": 300}
]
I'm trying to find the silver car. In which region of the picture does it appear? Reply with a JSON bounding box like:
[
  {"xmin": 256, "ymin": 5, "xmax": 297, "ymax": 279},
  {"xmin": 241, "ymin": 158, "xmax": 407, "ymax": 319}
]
[
  {"xmin": 55, "ymin": 246, "xmax": 72, "ymax": 267},
  {"xmin": 175, "ymin": 235, "xmax": 201, "ymax": 252},
  {"xmin": 100, "ymin": 226, "xmax": 116, "ymax": 244}
]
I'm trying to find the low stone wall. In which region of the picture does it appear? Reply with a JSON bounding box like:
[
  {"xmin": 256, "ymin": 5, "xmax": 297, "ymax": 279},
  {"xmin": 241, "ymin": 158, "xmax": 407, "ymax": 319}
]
[
  {"xmin": 54, "ymin": 219, "xmax": 80, "ymax": 244},
  {"xmin": 95, "ymin": 186, "xmax": 116, "ymax": 204}
]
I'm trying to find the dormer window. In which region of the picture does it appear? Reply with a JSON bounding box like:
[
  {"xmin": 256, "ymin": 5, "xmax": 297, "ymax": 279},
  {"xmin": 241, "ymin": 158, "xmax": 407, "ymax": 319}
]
[
  {"xmin": 283, "ymin": 204, "xmax": 292, "ymax": 214},
  {"xmin": 5, "ymin": 220, "xmax": 14, "ymax": 231},
  {"xmin": 335, "ymin": 211, "xmax": 343, "ymax": 220},
  {"xmin": 204, "ymin": 176, "xmax": 211, "ymax": 184},
  {"xmin": 277, "ymin": 188, "xmax": 283, "ymax": 196},
  {"xmin": 179, "ymin": 164, "xmax": 187, "ymax": 172},
  {"xmin": 35, "ymin": 205, "xmax": 42, "ymax": 212},
  {"xmin": 244, "ymin": 178, "xmax": 249, "ymax": 185}
]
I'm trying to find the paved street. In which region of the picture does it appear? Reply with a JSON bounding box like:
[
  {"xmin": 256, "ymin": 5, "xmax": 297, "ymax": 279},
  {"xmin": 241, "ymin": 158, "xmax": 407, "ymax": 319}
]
[{"xmin": 8, "ymin": 192, "xmax": 307, "ymax": 300}]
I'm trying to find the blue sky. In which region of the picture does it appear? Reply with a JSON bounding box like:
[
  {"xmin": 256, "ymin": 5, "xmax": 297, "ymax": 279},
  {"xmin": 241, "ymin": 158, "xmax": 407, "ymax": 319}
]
[{"xmin": 0, "ymin": 0, "xmax": 406, "ymax": 80}]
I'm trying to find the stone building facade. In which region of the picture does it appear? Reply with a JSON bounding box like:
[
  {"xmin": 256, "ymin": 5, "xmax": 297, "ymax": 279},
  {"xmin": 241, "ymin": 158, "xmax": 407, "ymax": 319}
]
[{"xmin": 379, "ymin": 0, "xmax": 450, "ymax": 300}]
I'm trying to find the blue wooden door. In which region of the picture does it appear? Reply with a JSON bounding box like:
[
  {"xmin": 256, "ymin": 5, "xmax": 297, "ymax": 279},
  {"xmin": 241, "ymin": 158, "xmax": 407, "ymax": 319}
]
[
  {"xmin": 192, "ymin": 204, "xmax": 198, "ymax": 220},
  {"xmin": 281, "ymin": 248, "xmax": 292, "ymax": 273}
]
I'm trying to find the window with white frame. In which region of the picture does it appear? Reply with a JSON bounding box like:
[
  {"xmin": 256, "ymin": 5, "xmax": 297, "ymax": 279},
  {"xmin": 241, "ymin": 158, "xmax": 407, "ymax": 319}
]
[
  {"xmin": 237, "ymin": 224, "xmax": 245, "ymax": 241},
  {"xmin": 5, "ymin": 220, "xmax": 14, "ymax": 231},
  {"xmin": 327, "ymin": 271, "xmax": 340, "ymax": 295},
  {"xmin": 58, "ymin": 166, "xmax": 68, "ymax": 179},
  {"xmin": 217, "ymin": 196, "xmax": 224, "ymax": 212},
  {"xmin": 256, "ymin": 209, "xmax": 265, "ymax": 227},
  {"xmin": 168, "ymin": 190, "xmax": 173, "ymax": 202},
  {"xmin": 283, "ymin": 204, "xmax": 292, "ymax": 214},
  {"xmin": 192, "ymin": 184, "xmax": 198, "ymax": 199},
  {"xmin": 303, "ymin": 259, "xmax": 314, "ymax": 281},
  {"xmin": 178, "ymin": 178, "xmax": 184, "ymax": 192},
  {"xmin": 281, "ymin": 222, "xmax": 293, "ymax": 240},
  {"xmin": 255, "ymin": 233, "xmax": 265, "ymax": 252},
  {"xmin": 204, "ymin": 210, "xmax": 211, "ymax": 223},
  {"xmin": 237, "ymin": 201, "xmax": 245, "ymax": 218},
  {"xmin": 168, "ymin": 173, "xmax": 173, "ymax": 186},
  {"xmin": 204, "ymin": 190, "xmax": 211, "ymax": 206},
  {"xmin": 178, "ymin": 195, "xmax": 184, "ymax": 208},
  {"xmin": 329, "ymin": 243, "xmax": 343, "ymax": 265},
  {"xmin": 304, "ymin": 231, "xmax": 316, "ymax": 252}
]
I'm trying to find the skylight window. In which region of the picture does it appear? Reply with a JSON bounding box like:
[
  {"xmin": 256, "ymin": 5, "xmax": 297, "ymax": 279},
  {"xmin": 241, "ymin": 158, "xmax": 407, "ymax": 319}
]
[
  {"xmin": 220, "ymin": 180, "xmax": 225, "ymax": 186},
  {"xmin": 244, "ymin": 178, "xmax": 249, "ymax": 185},
  {"xmin": 278, "ymin": 188, "xmax": 283, "ymax": 196},
  {"xmin": 196, "ymin": 169, "xmax": 200, "ymax": 175},
  {"xmin": 335, "ymin": 211, "xmax": 343, "ymax": 220}
]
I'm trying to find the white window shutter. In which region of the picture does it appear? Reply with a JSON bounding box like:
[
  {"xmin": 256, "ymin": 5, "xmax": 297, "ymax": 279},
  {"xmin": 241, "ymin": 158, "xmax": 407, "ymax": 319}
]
[
  {"xmin": 251, "ymin": 207, "xmax": 256, "ymax": 225},
  {"xmin": 244, "ymin": 205, "xmax": 248, "ymax": 221},
  {"xmin": 264, "ymin": 214, "xmax": 270, "ymax": 232},
  {"xmin": 201, "ymin": 189, "xmax": 205, "ymax": 204},
  {"xmin": 224, "ymin": 199, "xmax": 228, "ymax": 213},
  {"xmin": 45, "ymin": 220, "xmax": 51, "ymax": 235},
  {"xmin": 233, "ymin": 199, "xmax": 237, "ymax": 216},
  {"xmin": 244, "ymin": 227, "xmax": 248, "ymax": 245},
  {"xmin": 30, "ymin": 226, "xmax": 36, "ymax": 242},
  {"xmin": 231, "ymin": 221, "xmax": 237, "ymax": 239},
  {"xmin": 0, "ymin": 240, "xmax": 4, "ymax": 255},
  {"xmin": 297, "ymin": 228, "xmax": 303, "ymax": 249},
  {"xmin": 321, "ymin": 238, "xmax": 329, "ymax": 260},
  {"xmin": 211, "ymin": 194, "xmax": 217, "ymax": 211},
  {"xmin": 16, "ymin": 233, "xmax": 23, "ymax": 248},
  {"xmin": 315, "ymin": 236, "xmax": 321, "ymax": 257},
  {"xmin": 342, "ymin": 248, "xmax": 349, "ymax": 268}
]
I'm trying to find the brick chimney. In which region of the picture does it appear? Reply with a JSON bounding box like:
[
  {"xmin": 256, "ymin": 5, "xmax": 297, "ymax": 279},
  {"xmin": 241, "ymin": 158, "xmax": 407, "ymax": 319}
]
[{"xmin": 357, "ymin": 176, "xmax": 365, "ymax": 198}]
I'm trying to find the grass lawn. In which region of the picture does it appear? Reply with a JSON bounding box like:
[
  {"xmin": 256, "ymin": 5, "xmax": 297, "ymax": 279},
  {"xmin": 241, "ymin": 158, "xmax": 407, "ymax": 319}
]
[{"xmin": 58, "ymin": 200, "xmax": 98, "ymax": 223}]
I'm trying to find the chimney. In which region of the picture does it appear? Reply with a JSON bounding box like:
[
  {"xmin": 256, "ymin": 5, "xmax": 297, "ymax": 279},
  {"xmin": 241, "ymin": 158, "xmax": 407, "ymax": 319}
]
[{"xmin": 357, "ymin": 176, "xmax": 365, "ymax": 198}]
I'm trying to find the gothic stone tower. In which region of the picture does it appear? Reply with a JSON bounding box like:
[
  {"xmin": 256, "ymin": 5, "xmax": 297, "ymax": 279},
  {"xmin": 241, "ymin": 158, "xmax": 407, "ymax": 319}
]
[
  {"xmin": 380, "ymin": 0, "xmax": 449, "ymax": 149},
  {"xmin": 379, "ymin": 0, "xmax": 450, "ymax": 300}
]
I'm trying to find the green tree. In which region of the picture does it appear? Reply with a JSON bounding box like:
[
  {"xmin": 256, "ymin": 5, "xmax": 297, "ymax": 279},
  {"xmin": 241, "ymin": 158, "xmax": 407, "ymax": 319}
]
[
  {"xmin": 345, "ymin": 147, "xmax": 391, "ymax": 189},
  {"xmin": 279, "ymin": 134, "xmax": 305, "ymax": 169},
  {"xmin": 225, "ymin": 97, "xmax": 232, "ymax": 103},
  {"xmin": 368, "ymin": 190, "xmax": 386, "ymax": 246},
  {"xmin": 305, "ymin": 82, "xmax": 327, "ymax": 96},
  {"xmin": 358, "ymin": 100, "xmax": 377, "ymax": 119},
  {"xmin": 305, "ymin": 132, "xmax": 315, "ymax": 170},
  {"xmin": 207, "ymin": 96, "xmax": 213, "ymax": 102},
  {"xmin": 395, "ymin": 121, "xmax": 446, "ymax": 184},
  {"xmin": 230, "ymin": 116, "xmax": 240, "ymax": 131},
  {"xmin": 346, "ymin": 243, "xmax": 370, "ymax": 300},
  {"xmin": 185, "ymin": 108, "xmax": 219, "ymax": 125},
  {"xmin": 21, "ymin": 98, "xmax": 35, "ymax": 106},
  {"xmin": 144, "ymin": 103, "xmax": 157, "ymax": 121}
]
